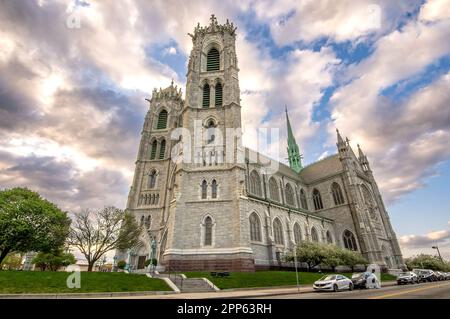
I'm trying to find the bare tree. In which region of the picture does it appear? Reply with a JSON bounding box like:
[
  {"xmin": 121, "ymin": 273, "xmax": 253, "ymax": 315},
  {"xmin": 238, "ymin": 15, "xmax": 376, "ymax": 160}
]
[{"xmin": 68, "ymin": 207, "xmax": 142, "ymax": 272}]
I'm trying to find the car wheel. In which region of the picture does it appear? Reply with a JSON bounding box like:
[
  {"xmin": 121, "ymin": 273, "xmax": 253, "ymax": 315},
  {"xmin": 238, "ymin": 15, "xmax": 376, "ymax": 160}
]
[
  {"xmin": 349, "ymin": 283, "xmax": 354, "ymax": 291},
  {"xmin": 333, "ymin": 284, "xmax": 338, "ymax": 292}
]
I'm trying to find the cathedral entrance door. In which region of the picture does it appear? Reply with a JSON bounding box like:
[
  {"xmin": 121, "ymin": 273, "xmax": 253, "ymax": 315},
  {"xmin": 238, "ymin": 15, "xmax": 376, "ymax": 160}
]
[{"xmin": 137, "ymin": 255, "xmax": 146, "ymax": 269}]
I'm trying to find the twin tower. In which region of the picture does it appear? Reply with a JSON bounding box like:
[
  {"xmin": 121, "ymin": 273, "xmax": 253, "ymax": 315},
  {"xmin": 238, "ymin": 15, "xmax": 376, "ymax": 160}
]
[{"xmin": 124, "ymin": 15, "xmax": 253, "ymax": 271}]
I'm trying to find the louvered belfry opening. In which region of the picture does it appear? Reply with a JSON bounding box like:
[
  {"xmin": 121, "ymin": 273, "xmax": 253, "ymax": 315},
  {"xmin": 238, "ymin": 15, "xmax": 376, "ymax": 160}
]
[
  {"xmin": 157, "ymin": 110, "xmax": 168, "ymax": 129},
  {"xmin": 159, "ymin": 139, "xmax": 166, "ymax": 159},
  {"xmin": 150, "ymin": 140, "xmax": 157, "ymax": 160},
  {"xmin": 206, "ymin": 48, "xmax": 220, "ymax": 71},
  {"xmin": 202, "ymin": 84, "xmax": 210, "ymax": 108},
  {"xmin": 215, "ymin": 83, "xmax": 222, "ymax": 107}
]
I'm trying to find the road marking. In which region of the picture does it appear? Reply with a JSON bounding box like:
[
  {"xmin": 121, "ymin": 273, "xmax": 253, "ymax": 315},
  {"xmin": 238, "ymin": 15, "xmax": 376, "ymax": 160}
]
[{"xmin": 369, "ymin": 282, "xmax": 450, "ymax": 299}]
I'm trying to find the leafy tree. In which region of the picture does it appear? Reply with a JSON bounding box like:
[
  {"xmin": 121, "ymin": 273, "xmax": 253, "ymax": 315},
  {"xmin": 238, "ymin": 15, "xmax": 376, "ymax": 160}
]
[
  {"xmin": 285, "ymin": 242, "xmax": 367, "ymax": 272},
  {"xmin": 322, "ymin": 244, "xmax": 345, "ymax": 272},
  {"xmin": 32, "ymin": 250, "xmax": 76, "ymax": 271},
  {"xmin": 0, "ymin": 253, "xmax": 23, "ymax": 270},
  {"xmin": 286, "ymin": 242, "xmax": 329, "ymax": 270},
  {"xmin": 0, "ymin": 188, "xmax": 71, "ymax": 265},
  {"xmin": 68, "ymin": 207, "xmax": 142, "ymax": 271},
  {"xmin": 340, "ymin": 249, "xmax": 368, "ymax": 272},
  {"xmin": 405, "ymin": 254, "xmax": 449, "ymax": 271}
]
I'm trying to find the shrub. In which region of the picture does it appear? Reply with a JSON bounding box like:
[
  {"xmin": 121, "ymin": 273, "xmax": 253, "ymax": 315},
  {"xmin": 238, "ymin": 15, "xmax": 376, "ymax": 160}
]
[{"xmin": 117, "ymin": 260, "xmax": 126, "ymax": 270}]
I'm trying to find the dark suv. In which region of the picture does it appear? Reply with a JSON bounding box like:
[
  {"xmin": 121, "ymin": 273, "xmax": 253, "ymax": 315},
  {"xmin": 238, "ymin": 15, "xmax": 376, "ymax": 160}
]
[{"xmin": 413, "ymin": 269, "xmax": 437, "ymax": 282}]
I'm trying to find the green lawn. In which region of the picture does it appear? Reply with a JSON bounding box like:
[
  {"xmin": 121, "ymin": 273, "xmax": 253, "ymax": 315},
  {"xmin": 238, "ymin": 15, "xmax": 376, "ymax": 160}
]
[
  {"xmin": 184, "ymin": 271, "xmax": 396, "ymax": 289},
  {"xmin": 0, "ymin": 271, "xmax": 171, "ymax": 294}
]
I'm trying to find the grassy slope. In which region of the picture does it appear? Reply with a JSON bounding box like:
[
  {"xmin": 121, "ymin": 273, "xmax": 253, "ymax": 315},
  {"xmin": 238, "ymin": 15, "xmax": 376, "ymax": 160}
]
[
  {"xmin": 184, "ymin": 271, "xmax": 396, "ymax": 289},
  {"xmin": 0, "ymin": 271, "xmax": 171, "ymax": 294}
]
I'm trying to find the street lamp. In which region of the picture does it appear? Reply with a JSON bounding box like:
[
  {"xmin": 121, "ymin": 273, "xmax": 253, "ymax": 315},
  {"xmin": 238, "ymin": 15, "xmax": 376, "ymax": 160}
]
[
  {"xmin": 432, "ymin": 245, "xmax": 444, "ymax": 263},
  {"xmin": 292, "ymin": 243, "xmax": 300, "ymax": 293}
]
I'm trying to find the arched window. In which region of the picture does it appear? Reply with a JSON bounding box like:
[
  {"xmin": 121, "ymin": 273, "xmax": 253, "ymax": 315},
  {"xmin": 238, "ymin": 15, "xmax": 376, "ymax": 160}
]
[
  {"xmin": 159, "ymin": 139, "xmax": 166, "ymax": 159},
  {"xmin": 202, "ymin": 83, "xmax": 210, "ymax": 108},
  {"xmin": 150, "ymin": 140, "xmax": 157, "ymax": 160},
  {"xmin": 331, "ymin": 182, "xmax": 345, "ymax": 205},
  {"xmin": 204, "ymin": 216, "xmax": 213, "ymax": 246},
  {"xmin": 215, "ymin": 83, "xmax": 222, "ymax": 106},
  {"xmin": 206, "ymin": 120, "xmax": 215, "ymax": 144},
  {"xmin": 147, "ymin": 170, "xmax": 157, "ymax": 189},
  {"xmin": 249, "ymin": 213, "xmax": 261, "ymax": 242},
  {"xmin": 269, "ymin": 177, "xmax": 280, "ymax": 202},
  {"xmin": 273, "ymin": 218, "xmax": 284, "ymax": 245},
  {"xmin": 156, "ymin": 110, "xmax": 168, "ymax": 129},
  {"xmin": 312, "ymin": 189, "xmax": 323, "ymax": 211},
  {"xmin": 211, "ymin": 179, "xmax": 217, "ymax": 199},
  {"xmin": 285, "ymin": 184, "xmax": 295, "ymax": 207},
  {"xmin": 343, "ymin": 230, "xmax": 358, "ymax": 251},
  {"xmin": 293, "ymin": 223, "xmax": 302, "ymax": 244},
  {"xmin": 326, "ymin": 230, "xmax": 333, "ymax": 244},
  {"xmin": 311, "ymin": 227, "xmax": 319, "ymax": 242},
  {"xmin": 249, "ymin": 171, "xmax": 262, "ymax": 197},
  {"xmin": 140, "ymin": 215, "xmax": 145, "ymax": 227},
  {"xmin": 206, "ymin": 48, "xmax": 220, "ymax": 71},
  {"xmin": 300, "ymin": 189, "xmax": 308, "ymax": 210},
  {"xmin": 145, "ymin": 215, "xmax": 151, "ymax": 229},
  {"xmin": 201, "ymin": 180, "xmax": 207, "ymax": 199}
]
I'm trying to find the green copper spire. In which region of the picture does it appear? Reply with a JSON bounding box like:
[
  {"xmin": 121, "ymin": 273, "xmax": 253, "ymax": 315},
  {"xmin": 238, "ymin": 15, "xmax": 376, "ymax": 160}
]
[{"xmin": 285, "ymin": 106, "xmax": 303, "ymax": 173}]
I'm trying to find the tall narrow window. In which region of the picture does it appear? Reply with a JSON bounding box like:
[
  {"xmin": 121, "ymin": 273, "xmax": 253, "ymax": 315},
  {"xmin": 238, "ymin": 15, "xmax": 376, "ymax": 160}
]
[
  {"xmin": 268, "ymin": 177, "xmax": 280, "ymax": 202},
  {"xmin": 204, "ymin": 216, "xmax": 213, "ymax": 246},
  {"xmin": 285, "ymin": 184, "xmax": 295, "ymax": 207},
  {"xmin": 140, "ymin": 215, "xmax": 145, "ymax": 227},
  {"xmin": 311, "ymin": 227, "xmax": 319, "ymax": 242},
  {"xmin": 211, "ymin": 179, "xmax": 217, "ymax": 199},
  {"xmin": 148, "ymin": 170, "xmax": 157, "ymax": 188},
  {"xmin": 150, "ymin": 140, "xmax": 157, "ymax": 160},
  {"xmin": 312, "ymin": 189, "xmax": 323, "ymax": 211},
  {"xmin": 206, "ymin": 48, "xmax": 220, "ymax": 71},
  {"xmin": 326, "ymin": 230, "xmax": 333, "ymax": 244},
  {"xmin": 145, "ymin": 215, "xmax": 151, "ymax": 229},
  {"xmin": 215, "ymin": 83, "xmax": 222, "ymax": 106},
  {"xmin": 293, "ymin": 223, "xmax": 302, "ymax": 244},
  {"xmin": 300, "ymin": 189, "xmax": 308, "ymax": 210},
  {"xmin": 249, "ymin": 171, "xmax": 262, "ymax": 197},
  {"xmin": 157, "ymin": 110, "xmax": 168, "ymax": 129},
  {"xmin": 343, "ymin": 230, "xmax": 357, "ymax": 251},
  {"xmin": 273, "ymin": 218, "xmax": 284, "ymax": 245},
  {"xmin": 202, "ymin": 84, "xmax": 210, "ymax": 108},
  {"xmin": 201, "ymin": 180, "xmax": 207, "ymax": 199},
  {"xmin": 331, "ymin": 182, "xmax": 345, "ymax": 205},
  {"xmin": 249, "ymin": 213, "xmax": 261, "ymax": 242},
  {"xmin": 159, "ymin": 139, "xmax": 166, "ymax": 159}
]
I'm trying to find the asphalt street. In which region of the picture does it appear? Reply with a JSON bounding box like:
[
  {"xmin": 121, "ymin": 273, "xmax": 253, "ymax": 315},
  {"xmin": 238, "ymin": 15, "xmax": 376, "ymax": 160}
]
[{"xmin": 249, "ymin": 281, "xmax": 450, "ymax": 299}]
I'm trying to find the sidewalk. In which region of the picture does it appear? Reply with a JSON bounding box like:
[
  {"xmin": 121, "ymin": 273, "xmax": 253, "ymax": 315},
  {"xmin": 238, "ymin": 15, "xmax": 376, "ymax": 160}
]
[{"xmin": 113, "ymin": 281, "xmax": 397, "ymax": 299}]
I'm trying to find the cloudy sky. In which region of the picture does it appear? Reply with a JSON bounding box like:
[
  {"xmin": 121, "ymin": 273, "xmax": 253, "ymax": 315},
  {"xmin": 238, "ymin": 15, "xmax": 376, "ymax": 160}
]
[{"xmin": 1, "ymin": 0, "xmax": 449, "ymax": 260}]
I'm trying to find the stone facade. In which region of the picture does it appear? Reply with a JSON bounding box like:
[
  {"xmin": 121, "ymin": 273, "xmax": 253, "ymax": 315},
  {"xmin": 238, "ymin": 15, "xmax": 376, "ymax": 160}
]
[{"xmin": 118, "ymin": 16, "xmax": 405, "ymax": 272}]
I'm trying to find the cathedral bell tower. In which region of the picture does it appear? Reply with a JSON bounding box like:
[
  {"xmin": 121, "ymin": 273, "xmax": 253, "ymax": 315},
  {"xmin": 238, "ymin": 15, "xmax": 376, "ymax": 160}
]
[{"xmin": 161, "ymin": 15, "xmax": 254, "ymax": 271}]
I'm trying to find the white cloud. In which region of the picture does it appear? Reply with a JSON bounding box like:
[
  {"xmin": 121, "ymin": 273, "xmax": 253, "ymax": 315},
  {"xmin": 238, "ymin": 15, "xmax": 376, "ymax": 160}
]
[
  {"xmin": 164, "ymin": 46, "xmax": 177, "ymax": 55},
  {"xmin": 251, "ymin": 0, "xmax": 422, "ymax": 45},
  {"xmin": 329, "ymin": 2, "xmax": 450, "ymax": 202},
  {"xmin": 419, "ymin": 0, "xmax": 450, "ymax": 21}
]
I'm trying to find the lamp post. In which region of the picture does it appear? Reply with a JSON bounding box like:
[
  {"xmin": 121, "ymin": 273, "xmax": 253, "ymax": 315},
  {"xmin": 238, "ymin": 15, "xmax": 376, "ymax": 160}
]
[
  {"xmin": 293, "ymin": 243, "xmax": 300, "ymax": 293},
  {"xmin": 432, "ymin": 245, "xmax": 444, "ymax": 263}
]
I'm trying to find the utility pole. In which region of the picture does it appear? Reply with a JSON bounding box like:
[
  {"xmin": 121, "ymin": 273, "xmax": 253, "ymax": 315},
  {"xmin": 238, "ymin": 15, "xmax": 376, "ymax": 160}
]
[{"xmin": 432, "ymin": 246, "xmax": 444, "ymax": 263}]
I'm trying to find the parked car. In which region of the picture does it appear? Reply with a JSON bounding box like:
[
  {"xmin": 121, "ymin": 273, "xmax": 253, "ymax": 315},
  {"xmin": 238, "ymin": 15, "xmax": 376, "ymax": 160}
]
[
  {"xmin": 351, "ymin": 273, "xmax": 367, "ymax": 289},
  {"xmin": 434, "ymin": 271, "xmax": 445, "ymax": 281},
  {"xmin": 396, "ymin": 271, "xmax": 419, "ymax": 285},
  {"xmin": 413, "ymin": 269, "xmax": 437, "ymax": 282},
  {"xmin": 445, "ymin": 272, "xmax": 450, "ymax": 280},
  {"xmin": 313, "ymin": 274, "xmax": 354, "ymax": 292}
]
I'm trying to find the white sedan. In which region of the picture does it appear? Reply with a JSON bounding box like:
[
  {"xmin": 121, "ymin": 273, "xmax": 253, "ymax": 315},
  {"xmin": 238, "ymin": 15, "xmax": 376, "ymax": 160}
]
[{"xmin": 313, "ymin": 274, "xmax": 354, "ymax": 292}]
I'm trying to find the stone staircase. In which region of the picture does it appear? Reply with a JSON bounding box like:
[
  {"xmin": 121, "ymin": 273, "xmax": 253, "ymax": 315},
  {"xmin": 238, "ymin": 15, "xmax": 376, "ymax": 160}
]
[{"xmin": 158, "ymin": 274, "xmax": 216, "ymax": 293}]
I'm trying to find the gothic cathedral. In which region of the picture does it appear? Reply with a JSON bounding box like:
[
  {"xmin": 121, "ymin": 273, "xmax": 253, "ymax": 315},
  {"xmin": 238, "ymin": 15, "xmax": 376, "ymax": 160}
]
[{"xmin": 119, "ymin": 16, "xmax": 405, "ymax": 272}]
